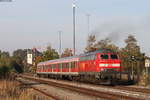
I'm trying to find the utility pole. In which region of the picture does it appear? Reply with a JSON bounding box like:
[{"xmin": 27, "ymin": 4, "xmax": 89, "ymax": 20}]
[
  {"xmin": 59, "ymin": 31, "xmax": 62, "ymax": 58},
  {"xmin": 72, "ymin": 0, "xmax": 76, "ymax": 56}
]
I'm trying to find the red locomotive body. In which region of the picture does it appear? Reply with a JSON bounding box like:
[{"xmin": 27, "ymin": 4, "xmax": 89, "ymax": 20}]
[{"xmin": 37, "ymin": 49, "xmax": 121, "ymax": 83}]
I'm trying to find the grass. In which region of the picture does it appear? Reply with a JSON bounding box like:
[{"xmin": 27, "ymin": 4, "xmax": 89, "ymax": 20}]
[{"xmin": 0, "ymin": 79, "xmax": 35, "ymax": 100}]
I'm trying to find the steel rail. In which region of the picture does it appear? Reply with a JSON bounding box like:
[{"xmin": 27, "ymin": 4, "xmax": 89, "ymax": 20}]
[
  {"xmin": 17, "ymin": 79, "xmax": 61, "ymax": 100},
  {"xmin": 113, "ymin": 86, "xmax": 150, "ymax": 94},
  {"xmin": 20, "ymin": 75, "xmax": 144, "ymax": 100}
]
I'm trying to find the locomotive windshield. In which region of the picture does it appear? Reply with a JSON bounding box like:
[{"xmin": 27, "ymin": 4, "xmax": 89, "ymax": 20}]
[
  {"xmin": 100, "ymin": 54, "xmax": 108, "ymax": 59},
  {"xmin": 110, "ymin": 54, "xmax": 118, "ymax": 59}
]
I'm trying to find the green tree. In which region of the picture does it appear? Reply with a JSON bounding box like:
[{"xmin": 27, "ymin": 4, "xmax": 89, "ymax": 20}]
[
  {"xmin": 85, "ymin": 35, "xmax": 97, "ymax": 52},
  {"xmin": 94, "ymin": 38, "xmax": 119, "ymax": 51},
  {"xmin": 61, "ymin": 48, "xmax": 73, "ymax": 57},
  {"xmin": 120, "ymin": 35, "xmax": 144, "ymax": 75},
  {"xmin": 0, "ymin": 51, "xmax": 11, "ymax": 77},
  {"xmin": 42, "ymin": 45, "xmax": 59, "ymax": 61},
  {"xmin": 13, "ymin": 49, "xmax": 27, "ymax": 60},
  {"xmin": 85, "ymin": 35, "xmax": 119, "ymax": 52},
  {"xmin": 10, "ymin": 56, "xmax": 24, "ymax": 73}
]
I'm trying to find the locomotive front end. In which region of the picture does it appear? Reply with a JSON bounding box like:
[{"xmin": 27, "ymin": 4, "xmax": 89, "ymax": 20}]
[{"xmin": 98, "ymin": 52, "xmax": 122, "ymax": 84}]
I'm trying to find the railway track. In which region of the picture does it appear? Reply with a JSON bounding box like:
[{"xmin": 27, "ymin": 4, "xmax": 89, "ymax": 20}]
[
  {"xmin": 112, "ymin": 85, "xmax": 150, "ymax": 94},
  {"xmin": 23, "ymin": 73, "xmax": 150, "ymax": 95},
  {"xmin": 33, "ymin": 87, "xmax": 60, "ymax": 100},
  {"xmin": 18, "ymin": 75, "xmax": 150, "ymax": 100},
  {"xmin": 18, "ymin": 79, "xmax": 60, "ymax": 100}
]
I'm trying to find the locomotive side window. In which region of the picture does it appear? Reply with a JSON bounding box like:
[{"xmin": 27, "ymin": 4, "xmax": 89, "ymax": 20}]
[
  {"xmin": 100, "ymin": 54, "xmax": 108, "ymax": 59},
  {"xmin": 110, "ymin": 54, "xmax": 118, "ymax": 59}
]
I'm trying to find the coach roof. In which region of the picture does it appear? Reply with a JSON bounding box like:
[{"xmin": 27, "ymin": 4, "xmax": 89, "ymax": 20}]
[{"xmin": 38, "ymin": 55, "xmax": 79, "ymax": 66}]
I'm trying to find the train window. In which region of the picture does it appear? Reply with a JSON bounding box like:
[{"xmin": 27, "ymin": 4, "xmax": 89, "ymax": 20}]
[
  {"xmin": 57, "ymin": 64, "xmax": 59, "ymax": 69},
  {"xmin": 51, "ymin": 65, "xmax": 53, "ymax": 69},
  {"xmin": 56, "ymin": 64, "xmax": 59, "ymax": 68},
  {"xmin": 47, "ymin": 65, "xmax": 49, "ymax": 70},
  {"xmin": 42, "ymin": 66, "xmax": 44, "ymax": 70},
  {"xmin": 43, "ymin": 65, "xmax": 45, "ymax": 70},
  {"xmin": 100, "ymin": 54, "xmax": 108, "ymax": 59},
  {"xmin": 71, "ymin": 62, "xmax": 75, "ymax": 68},
  {"xmin": 52, "ymin": 64, "xmax": 55, "ymax": 69},
  {"xmin": 64, "ymin": 63, "xmax": 67, "ymax": 68},
  {"xmin": 58, "ymin": 63, "xmax": 61, "ymax": 69},
  {"xmin": 64, "ymin": 63, "xmax": 65, "ymax": 68},
  {"xmin": 45, "ymin": 65, "xmax": 47, "ymax": 70},
  {"xmin": 67, "ymin": 63, "xmax": 69, "ymax": 68},
  {"xmin": 54, "ymin": 64, "xmax": 56, "ymax": 69},
  {"xmin": 62, "ymin": 63, "xmax": 67, "ymax": 68},
  {"xmin": 49, "ymin": 65, "xmax": 51, "ymax": 70},
  {"xmin": 110, "ymin": 54, "xmax": 118, "ymax": 59}
]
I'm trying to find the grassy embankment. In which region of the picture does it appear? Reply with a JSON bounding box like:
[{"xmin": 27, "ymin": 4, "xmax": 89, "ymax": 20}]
[{"xmin": 0, "ymin": 79, "xmax": 34, "ymax": 100}]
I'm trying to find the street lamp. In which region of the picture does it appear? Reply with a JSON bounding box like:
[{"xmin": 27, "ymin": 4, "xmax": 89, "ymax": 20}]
[
  {"xmin": 59, "ymin": 31, "xmax": 62, "ymax": 58},
  {"xmin": 72, "ymin": 0, "xmax": 76, "ymax": 56}
]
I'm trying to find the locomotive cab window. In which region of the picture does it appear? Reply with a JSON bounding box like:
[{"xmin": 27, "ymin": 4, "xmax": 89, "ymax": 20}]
[
  {"xmin": 110, "ymin": 54, "xmax": 118, "ymax": 59},
  {"xmin": 100, "ymin": 54, "xmax": 108, "ymax": 59}
]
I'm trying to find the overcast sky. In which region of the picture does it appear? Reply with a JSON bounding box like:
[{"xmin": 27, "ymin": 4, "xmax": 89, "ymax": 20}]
[{"xmin": 0, "ymin": 0, "xmax": 150, "ymax": 55}]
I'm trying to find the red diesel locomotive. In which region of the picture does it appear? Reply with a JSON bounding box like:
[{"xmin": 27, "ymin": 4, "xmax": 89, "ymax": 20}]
[{"xmin": 36, "ymin": 49, "xmax": 121, "ymax": 84}]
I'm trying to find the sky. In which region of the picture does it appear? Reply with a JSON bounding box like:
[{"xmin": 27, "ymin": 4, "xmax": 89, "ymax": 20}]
[{"xmin": 0, "ymin": 0, "xmax": 150, "ymax": 55}]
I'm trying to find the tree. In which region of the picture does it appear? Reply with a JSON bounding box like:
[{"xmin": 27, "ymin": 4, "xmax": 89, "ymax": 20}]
[
  {"xmin": 10, "ymin": 56, "xmax": 24, "ymax": 73},
  {"xmin": 85, "ymin": 35, "xmax": 119, "ymax": 52},
  {"xmin": 120, "ymin": 35, "xmax": 145, "ymax": 76},
  {"xmin": 13, "ymin": 49, "xmax": 27, "ymax": 60},
  {"xmin": 42, "ymin": 45, "xmax": 59, "ymax": 61},
  {"xmin": 0, "ymin": 51, "xmax": 11, "ymax": 77},
  {"xmin": 0, "ymin": 65, "xmax": 10, "ymax": 77},
  {"xmin": 61, "ymin": 48, "xmax": 73, "ymax": 57},
  {"xmin": 0, "ymin": 51, "xmax": 9, "ymax": 58},
  {"xmin": 85, "ymin": 35, "xmax": 97, "ymax": 52}
]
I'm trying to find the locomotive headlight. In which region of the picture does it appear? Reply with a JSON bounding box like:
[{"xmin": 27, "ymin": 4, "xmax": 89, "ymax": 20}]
[
  {"xmin": 112, "ymin": 64, "xmax": 120, "ymax": 67},
  {"xmin": 99, "ymin": 64, "xmax": 108, "ymax": 67}
]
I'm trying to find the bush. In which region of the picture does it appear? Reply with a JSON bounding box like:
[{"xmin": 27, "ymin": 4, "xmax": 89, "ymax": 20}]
[
  {"xmin": 0, "ymin": 65, "xmax": 10, "ymax": 78},
  {"xmin": 145, "ymin": 74, "xmax": 150, "ymax": 86},
  {"xmin": 10, "ymin": 61, "xmax": 23, "ymax": 73},
  {"xmin": 141, "ymin": 71, "xmax": 150, "ymax": 86}
]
